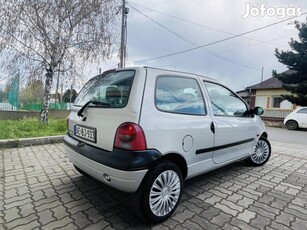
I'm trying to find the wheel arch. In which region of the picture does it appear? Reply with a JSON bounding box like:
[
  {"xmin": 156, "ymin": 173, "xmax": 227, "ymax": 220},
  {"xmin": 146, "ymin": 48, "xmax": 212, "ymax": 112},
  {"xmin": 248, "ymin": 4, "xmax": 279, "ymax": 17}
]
[
  {"xmin": 158, "ymin": 153, "xmax": 188, "ymax": 179},
  {"xmin": 286, "ymin": 119, "xmax": 298, "ymax": 125},
  {"xmin": 261, "ymin": 131, "xmax": 268, "ymax": 139}
]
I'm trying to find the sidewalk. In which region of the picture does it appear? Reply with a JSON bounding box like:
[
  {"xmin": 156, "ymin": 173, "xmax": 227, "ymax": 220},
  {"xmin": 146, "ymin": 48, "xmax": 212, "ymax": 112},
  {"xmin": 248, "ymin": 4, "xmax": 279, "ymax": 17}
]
[{"xmin": 0, "ymin": 142, "xmax": 306, "ymax": 229}]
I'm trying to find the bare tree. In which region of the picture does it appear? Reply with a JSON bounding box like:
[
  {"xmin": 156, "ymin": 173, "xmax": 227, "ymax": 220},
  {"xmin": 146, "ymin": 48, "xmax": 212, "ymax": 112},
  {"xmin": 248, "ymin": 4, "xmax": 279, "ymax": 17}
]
[{"xmin": 0, "ymin": 0, "xmax": 119, "ymax": 122}]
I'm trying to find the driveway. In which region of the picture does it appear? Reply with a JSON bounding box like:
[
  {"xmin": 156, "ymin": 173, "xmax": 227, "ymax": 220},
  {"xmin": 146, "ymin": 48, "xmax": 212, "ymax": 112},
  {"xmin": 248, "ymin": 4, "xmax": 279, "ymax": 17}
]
[{"xmin": 0, "ymin": 141, "xmax": 307, "ymax": 230}]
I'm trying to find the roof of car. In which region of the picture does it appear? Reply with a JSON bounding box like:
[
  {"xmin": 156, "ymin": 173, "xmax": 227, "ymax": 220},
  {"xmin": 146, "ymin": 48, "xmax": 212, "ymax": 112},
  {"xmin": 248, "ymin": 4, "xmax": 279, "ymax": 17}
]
[{"xmin": 114, "ymin": 66, "xmax": 218, "ymax": 82}]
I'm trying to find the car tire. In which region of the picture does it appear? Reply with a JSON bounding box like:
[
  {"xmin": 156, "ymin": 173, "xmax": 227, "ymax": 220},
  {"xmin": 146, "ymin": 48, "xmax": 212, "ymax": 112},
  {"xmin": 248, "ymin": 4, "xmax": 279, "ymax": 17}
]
[
  {"xmin": 74, "ymin": 165, "xmax": 88, "ymax": 176},
  {"xmin": 286, "ymin": 120, "xmax": 298, "ymax": 130},
  {"xmin": 246, "ymin": 137, "xmax": 271, "ymax": 166},
  {"xmin": 131, "ymin": 160, "xmax": 183, "ymax": 224}
]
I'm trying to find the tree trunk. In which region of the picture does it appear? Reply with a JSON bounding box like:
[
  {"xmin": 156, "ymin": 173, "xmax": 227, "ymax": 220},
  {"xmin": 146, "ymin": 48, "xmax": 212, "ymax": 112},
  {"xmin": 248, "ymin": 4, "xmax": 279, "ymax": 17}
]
[{"xmin": 41, "ymin": 67, "xmax": 54, "ymax": 123}]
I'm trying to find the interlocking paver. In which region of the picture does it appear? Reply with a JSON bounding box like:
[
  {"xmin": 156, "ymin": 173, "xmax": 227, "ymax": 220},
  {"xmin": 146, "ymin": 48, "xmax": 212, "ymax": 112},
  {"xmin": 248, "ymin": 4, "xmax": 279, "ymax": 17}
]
[
  {"xmin": 5, "ymin": 197, "xmax": 33, "ymax": 210},
  {"xmin": 71, "ymin": 211, "xmax": 92, "ymax": 228},
  {"xmin": 182, "ymin": 220, "xmax": 202, "ymax": 229},
  {"xmin": 11, "ymin": 220, "xmax": 40, "ymax": 230},
  {"xmin": 291, "ymin": 218, "xmax": 307, "ymax": 230},
  {"xmin": 210, "ymin": 211, "xmax": 232, "ymax": 227},
  {"xmin": 249, "ymin": 205, "xmax": 276, "ymax": 220},
  {"xmin": 162, "ymin": 217, "xmax": 179, "ymax": 229},
  {"xmin": 191, "ymin": 215, "xmax": 219, "ymax": 230},
  {"xmin": 230, "ymin": 218, "xmax": 258, "ymax": 230},
  {"xmin": 1, "ymin": 141, "xmax": 307, "ymax": 229},
  {"xmin": 223, "ymin": 223, "xmax": 240, "ymax": 230},
  {"xmin": 4, "ymin": 207, "xmax": 21, "ymax": 222},
  {"xmin": 181, "ymin": 201, "xmax": 203, "ymax": 213},
  {"xmin": 199, "ymin": 206, "xmax": 220, "ymax": 220},
  {"xmin": 237, "ymin": 197, "xmax": 254, "ymax": 208},
  {"xmin": 214, "ymin": 203, "xmax": 238, "ymax": 216},
  {"xmin": 220, "ymin": 199, "xmax": 244, "ymax": 212},
  {"xmin": 5, "ymin": 213, "xmax": 38, "ymax": 230},
  {"xmin": 227, "ymin": 193, "xmax": 244, "ymax": 203},
  {"xmin": 42, "ymin": 216, "xmax": 74, "ymax": 229},
  {"xmin": 250, "ymin": 214, "xmax": 271, "ymax": 229},
  {"xmin": 270, "ymin": 222, "xmax": 291, "ymax": 230},
  {"xmin": 19, "ymin": 203, "xmax": 36, "ymax": 218},
  {"xmin": 236, "ymin": 210, "xmax": 257, "ymax": 223},
  {"xmin": 37, "ymin": 209, "xmax": 56, "ymax": 225},
  {"xmin": 51, "ymin": 205, "xmax": 70, "ymax": 220},
  {"xmin": 275, "ymin": 212, "xmax": 295, "ymax": 227},
  {"xmin": 171, "ymin": 209, "xmax": 194, "ymax": 224}
]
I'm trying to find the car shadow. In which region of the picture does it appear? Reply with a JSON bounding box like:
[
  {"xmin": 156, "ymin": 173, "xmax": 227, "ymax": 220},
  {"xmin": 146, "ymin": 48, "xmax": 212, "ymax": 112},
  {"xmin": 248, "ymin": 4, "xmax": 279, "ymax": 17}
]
[
  {"xmin": 66, "ymin": 160, "xmax": 254, "ymax": 228},
  {"xmin": 69, "ymin": 174, "xmax": 150, "ymax": 229}
]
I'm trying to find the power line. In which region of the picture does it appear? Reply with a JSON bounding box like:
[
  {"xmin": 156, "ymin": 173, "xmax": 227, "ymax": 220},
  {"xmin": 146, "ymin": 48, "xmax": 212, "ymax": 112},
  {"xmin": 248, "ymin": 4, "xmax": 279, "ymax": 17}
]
[
  {"xmin": 127, "ymin": 1, "xmax": 281, "ymax": 45},
  {"xmin": 133, "ymin": 12, "xmax": 307, "ymax": 63},
  {"xmin": 168, "ymin": 32, "xmax": 297, "ymax": 67},
  {"xmin": 128, "ymin": 4, "xmax": 197, "ymax": 46},
  {"xmin": 129, "ymin": 4, "xmax": 262, "ymax": 72},
  {"xmin": 127, "ymin": 1, "xmax": 235, "ymax": 35}
]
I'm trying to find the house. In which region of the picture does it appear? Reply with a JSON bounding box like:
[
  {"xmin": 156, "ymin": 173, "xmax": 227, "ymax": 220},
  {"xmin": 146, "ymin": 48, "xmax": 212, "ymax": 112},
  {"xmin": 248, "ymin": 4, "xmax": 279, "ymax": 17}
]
[{"xmin": 238, "ymin": 75, "xmax": 296, "ymax": 121}]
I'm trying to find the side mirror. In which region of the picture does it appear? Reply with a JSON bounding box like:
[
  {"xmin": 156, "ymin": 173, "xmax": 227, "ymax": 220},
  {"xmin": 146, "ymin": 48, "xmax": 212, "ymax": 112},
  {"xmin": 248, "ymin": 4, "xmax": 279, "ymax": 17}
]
[{"xmin": 252, "ymin": 106, "xmax": 264, "ymax": 116}]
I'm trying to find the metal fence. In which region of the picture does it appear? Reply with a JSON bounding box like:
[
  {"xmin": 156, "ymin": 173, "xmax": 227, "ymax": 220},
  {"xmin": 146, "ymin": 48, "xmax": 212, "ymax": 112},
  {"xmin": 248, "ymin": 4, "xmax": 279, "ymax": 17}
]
[{"xmin": 0, "ymin": 74, "xmax": 68, "ymax": 112}]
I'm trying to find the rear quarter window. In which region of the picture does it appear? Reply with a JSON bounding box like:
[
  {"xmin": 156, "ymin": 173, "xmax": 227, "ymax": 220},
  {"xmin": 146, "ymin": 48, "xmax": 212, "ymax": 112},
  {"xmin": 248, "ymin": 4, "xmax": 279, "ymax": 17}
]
[{"xmin": 155, "ymin": 76, "xmax": 206, "ymax": 116}]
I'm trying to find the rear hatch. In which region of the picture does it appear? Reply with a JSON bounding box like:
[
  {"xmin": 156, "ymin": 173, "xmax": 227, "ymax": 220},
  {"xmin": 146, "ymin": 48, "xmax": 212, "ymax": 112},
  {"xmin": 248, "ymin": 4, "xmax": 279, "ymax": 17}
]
[{"xmin": 67, "ymin": 68, "xmax": 146, "ymax": 151}]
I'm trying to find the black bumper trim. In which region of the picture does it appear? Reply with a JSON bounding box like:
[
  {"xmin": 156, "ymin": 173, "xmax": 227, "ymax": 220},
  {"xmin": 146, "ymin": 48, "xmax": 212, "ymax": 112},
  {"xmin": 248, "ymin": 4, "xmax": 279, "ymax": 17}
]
[{"xmin": 64, "ymin": 135, "xmax": 162, "ymax": 171}]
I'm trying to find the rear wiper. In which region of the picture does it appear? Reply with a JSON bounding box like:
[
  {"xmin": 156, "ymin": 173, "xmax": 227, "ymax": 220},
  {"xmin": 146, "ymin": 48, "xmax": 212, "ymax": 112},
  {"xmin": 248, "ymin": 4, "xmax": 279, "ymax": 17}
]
[{"xmin": 77, "ymin": 101, "xmax": 111, "ymax": 117}]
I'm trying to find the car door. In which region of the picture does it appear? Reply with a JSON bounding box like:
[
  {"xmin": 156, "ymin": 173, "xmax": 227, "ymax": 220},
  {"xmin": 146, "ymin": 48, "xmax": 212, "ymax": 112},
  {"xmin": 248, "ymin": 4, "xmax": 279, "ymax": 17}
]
[
  {"xmin": 140, "ymin": 71, "xmax": 215, "ymax": 178},
  {"xmin": 296, "ymin": 108, "xmax": 307, "ymax": 128},
  {"xmin": 203, "ymin": 81, "xmax": 257, "ymax": 164}
]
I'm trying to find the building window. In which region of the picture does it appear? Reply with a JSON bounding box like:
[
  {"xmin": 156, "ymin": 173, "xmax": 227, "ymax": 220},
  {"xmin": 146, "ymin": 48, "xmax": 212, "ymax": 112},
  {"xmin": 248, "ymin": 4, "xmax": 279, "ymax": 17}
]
[{"xmin": 272, "ymin": 97, "xmax": 283, "ymax": 108}]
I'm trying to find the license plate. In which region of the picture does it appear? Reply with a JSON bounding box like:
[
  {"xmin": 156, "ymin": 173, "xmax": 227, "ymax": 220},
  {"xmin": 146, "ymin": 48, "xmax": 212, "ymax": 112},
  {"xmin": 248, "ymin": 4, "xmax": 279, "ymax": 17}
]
[{"xmin": 74, "ymin": 125, "xmax": 96, "ymax": 143}]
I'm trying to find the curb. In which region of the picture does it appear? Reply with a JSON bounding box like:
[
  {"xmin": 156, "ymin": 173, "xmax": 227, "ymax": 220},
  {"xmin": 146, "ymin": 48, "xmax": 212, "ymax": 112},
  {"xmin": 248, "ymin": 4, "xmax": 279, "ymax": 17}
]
[{"xmin": 0, "ymin": 135, "xmax": 65, "ymax": 148}]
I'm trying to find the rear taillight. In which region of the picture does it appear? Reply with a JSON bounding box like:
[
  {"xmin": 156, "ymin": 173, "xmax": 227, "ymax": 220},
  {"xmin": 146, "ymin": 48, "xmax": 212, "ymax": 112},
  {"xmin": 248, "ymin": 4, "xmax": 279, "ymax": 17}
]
[{"xmin": 114, "ymin": 123, "xmax": 147, "ymax": 151}]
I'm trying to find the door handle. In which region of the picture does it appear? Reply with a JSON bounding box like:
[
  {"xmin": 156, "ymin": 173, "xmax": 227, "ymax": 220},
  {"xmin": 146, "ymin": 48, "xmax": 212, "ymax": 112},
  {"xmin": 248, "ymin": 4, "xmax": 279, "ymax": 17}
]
[{"xmin": 210, "ymin": 122, "xmax": 215, "ymax": 134}]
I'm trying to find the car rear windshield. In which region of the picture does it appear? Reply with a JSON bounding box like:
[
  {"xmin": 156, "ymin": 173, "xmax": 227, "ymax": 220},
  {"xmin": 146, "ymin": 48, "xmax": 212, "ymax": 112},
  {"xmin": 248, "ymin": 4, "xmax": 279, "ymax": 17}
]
[{"xmin": 74, "ymin": 70, "xmax": 135, "ymax": 108}]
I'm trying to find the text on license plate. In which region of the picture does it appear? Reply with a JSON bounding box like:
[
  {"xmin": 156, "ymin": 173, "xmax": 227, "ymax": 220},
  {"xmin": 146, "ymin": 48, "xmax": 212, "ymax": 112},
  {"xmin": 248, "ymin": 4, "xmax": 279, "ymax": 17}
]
[{"xmin": 74, "ymin": 125, "xmax": 96, "ymax": 142}]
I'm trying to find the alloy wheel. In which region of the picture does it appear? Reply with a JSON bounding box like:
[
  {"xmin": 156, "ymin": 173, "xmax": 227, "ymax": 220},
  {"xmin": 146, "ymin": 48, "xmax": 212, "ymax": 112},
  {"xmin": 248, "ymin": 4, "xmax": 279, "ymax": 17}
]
[
  {"xmin": 251, "ymin": 139, "xmax": 270, "ymax": 164},
  {"xmin": 149, "ymin": 170, "xmax": 181, "ymax": 217}
]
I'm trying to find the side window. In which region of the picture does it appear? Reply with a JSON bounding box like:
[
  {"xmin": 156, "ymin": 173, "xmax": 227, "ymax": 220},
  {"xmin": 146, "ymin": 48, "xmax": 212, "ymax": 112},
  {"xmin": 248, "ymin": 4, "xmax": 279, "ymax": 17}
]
[
  {"xmin": 297, "ymin": 108, "xmax": 307, "ymax": 114},
  {"xmin": 204, "ymin": 81, "xmax": 248, "ymax": 117},
  {"xmin": 155, "ymin": 76, "xmax": 206, "ymax": 115}
]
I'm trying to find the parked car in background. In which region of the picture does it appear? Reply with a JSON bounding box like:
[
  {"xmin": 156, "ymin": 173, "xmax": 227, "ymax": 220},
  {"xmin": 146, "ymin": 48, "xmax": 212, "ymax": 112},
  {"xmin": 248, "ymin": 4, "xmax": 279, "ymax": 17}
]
[
  {"xmin": 64, "ymin": 67, "xmax": 271, "ymax": 224},
  {"xmin": 284, "ymin": 107, "xmax": 307, "ymax": 130}
]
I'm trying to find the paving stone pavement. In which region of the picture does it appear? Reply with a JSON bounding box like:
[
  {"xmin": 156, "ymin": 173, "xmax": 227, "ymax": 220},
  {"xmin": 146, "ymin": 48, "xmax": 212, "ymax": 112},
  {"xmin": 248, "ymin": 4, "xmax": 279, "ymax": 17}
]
[{"xmin": 1, "ymin": 141, "xmax": 307, "ymax": 230}]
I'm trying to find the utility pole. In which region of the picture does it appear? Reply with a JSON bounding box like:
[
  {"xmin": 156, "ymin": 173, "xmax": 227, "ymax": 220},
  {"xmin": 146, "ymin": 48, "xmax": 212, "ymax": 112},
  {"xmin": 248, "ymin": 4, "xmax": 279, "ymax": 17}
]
[
  {"xmin": 261, "ymin": 66, "xmax": 264, "ymax": 82},
  {"xmin": 119, "ymin": 0, "xmax": 129, "ymax": 68}
]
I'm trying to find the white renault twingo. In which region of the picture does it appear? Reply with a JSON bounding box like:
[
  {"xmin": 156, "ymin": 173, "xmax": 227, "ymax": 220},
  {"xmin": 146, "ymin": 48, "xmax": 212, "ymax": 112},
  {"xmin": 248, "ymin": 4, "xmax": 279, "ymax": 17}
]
[{"xmin": 64, "ymin": 67, "xmax": 271, "ymax": 223}]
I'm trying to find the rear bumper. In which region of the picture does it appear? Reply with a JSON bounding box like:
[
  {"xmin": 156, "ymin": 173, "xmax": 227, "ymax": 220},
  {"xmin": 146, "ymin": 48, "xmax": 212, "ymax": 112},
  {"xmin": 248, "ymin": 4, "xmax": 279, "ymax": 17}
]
[{"xmin": 63, "ymin": 135, "xmax": 162, "ymax": 193}]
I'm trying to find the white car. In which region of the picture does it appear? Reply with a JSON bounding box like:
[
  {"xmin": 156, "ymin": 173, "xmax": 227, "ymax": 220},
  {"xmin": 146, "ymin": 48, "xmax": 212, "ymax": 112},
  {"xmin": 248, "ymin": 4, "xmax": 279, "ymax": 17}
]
[
  {"xmin": 284, "ymin": 107, "xmax": 307, "ymax": 130},
  {"xmin": 64, "ymin": 67, "xmax": 271, "ymax": 223}
]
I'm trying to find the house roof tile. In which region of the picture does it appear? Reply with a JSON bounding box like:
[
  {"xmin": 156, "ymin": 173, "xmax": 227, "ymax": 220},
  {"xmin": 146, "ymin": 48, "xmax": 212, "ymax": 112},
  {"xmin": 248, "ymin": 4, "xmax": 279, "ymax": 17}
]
[
  {"xmin": 246, "ymin": 70, "xmax": 296, "ymax": 89},
  {"xmin": 246, "ymin": 77, "xmax": 283, "ymax": 89}
]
